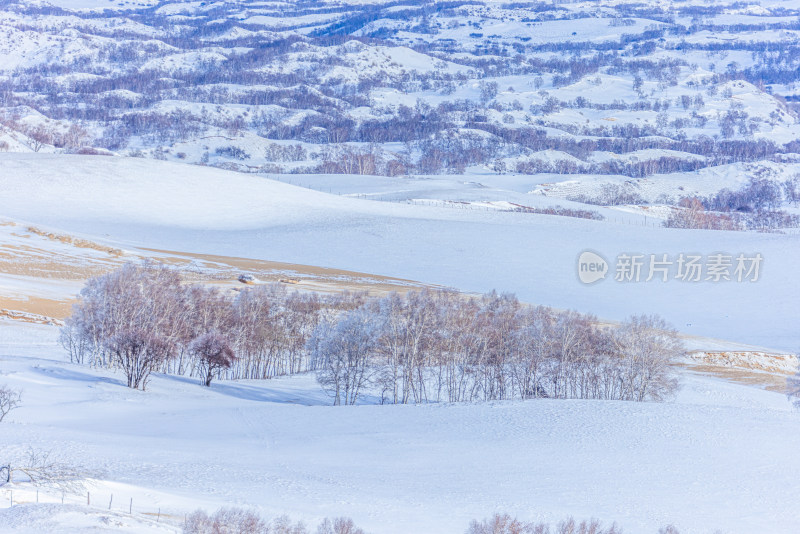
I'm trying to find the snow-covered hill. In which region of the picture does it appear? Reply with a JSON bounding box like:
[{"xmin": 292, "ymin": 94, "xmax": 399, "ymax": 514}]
[
  {"xmin": 0, "ymin": 153, "xmax": 797, "ymax": 351},
  {"xmin": 0, "ymin": 0, "xmax": 799, "ymax": 180},
  {"xmin": 1, "ymin": 1, "xmax": 799, "ymax": 531},
  {"xmin": 0, "ymin": 319, "xmax": 799, "ymax": 534}
]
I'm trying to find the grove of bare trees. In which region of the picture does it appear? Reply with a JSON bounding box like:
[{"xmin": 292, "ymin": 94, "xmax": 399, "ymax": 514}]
[
  {"xmin": 309, "ymin": 291, "xmax": 683, "ymax": 405},
  {"xmin": 184, "ymin": 507, "xmax": 366, "ymax": 534},
  {"xmin": 664, "ymin": 175, "xmax": 800, "ymax": 231},
  {"xmin": 60, "ymin": 262, "xmax": 361, "ymax": 390},
  {"xmin": 62, "ymin": 263, "xmax": 683, "ymax": 404},
  {"xmin": 467, "ymin": 512, "xmax": 691, "ymax": 534}
]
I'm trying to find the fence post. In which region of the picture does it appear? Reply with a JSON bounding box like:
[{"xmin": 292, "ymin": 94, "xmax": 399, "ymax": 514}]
[
  {"xmin": 109, "ymin": 494, "xmax": 113, "ymax": 510},
  {"xmin": 87, "ymin": 492, "xmax": 90, "ymax": 506},
  {"xmin": 129, "ymin": 498, "xmax": 132, "ymax": 514}
]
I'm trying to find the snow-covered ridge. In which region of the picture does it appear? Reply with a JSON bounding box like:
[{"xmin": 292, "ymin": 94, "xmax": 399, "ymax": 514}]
[{"xmin": 0, "ymin": 0, "xmax": 798, "ymax": 179}]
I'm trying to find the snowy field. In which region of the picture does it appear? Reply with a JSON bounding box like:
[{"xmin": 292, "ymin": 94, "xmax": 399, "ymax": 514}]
[
  {"xmin": 0, "ymin": 153, "xmax": 797, "ymax": 351},
  {"xmin": 1, "ymin": 0, "xmax": 800, "ymax": 530},
  {"xmin": 0, "ymin": 319, "xmax": 798, "ymax": 533}
]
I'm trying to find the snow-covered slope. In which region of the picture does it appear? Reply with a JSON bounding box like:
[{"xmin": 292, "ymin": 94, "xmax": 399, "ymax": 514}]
[
  {"xmin": 0, "ymin": 153, "xmax": 797, "ymax": 350},
  {"xmin": 2, "ymin": 0, "xmax": 799, "ymax": 177},
  {"xmin": 0, "ymin": 319, "xmax": 798, "ymax": 533}
]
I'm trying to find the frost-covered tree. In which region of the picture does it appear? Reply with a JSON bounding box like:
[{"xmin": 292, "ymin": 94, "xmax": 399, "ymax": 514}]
[
  {"xmin": 309, "ymin": 308, "xmax": 377, "ymax": 405},
  {"xmin": 60, "ymin": 261, "xmax": 186, "ymax": 371},
  {"xmin": 611, "ymin": 315, "xmax": 682, "ymax": 402},
  {"xmin": 316, "ymin": 517, "xmax": 365, "ymax": 534},
  {"xmin": 109, "ymin": 329, "xmax": 174, "ymax": 390},
  {"xmin": 184, "ymin": 507, "xmax": 270, "ymax": 534},
  {"xmin": 466, "ymin": 513, "xmax": 623, "ymax": 534}
]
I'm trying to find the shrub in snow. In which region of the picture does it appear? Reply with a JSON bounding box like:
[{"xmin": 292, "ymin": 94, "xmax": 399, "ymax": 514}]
[
  {"xmin": 75, "ymin": 147, "xmax": 114, "ymax": 156},
  {"xmin": 568, "ymin": 183, "xmax": 646, "ymax": 206}
]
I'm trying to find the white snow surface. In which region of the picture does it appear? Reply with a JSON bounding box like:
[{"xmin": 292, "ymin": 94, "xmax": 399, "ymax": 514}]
[
  {"xmin": 0, "ymin": 319, "xmax": 799, "ymax": 534},
  {"xmin": 0, "ymin": 153, "xmax": 797, "ymax": 351}
]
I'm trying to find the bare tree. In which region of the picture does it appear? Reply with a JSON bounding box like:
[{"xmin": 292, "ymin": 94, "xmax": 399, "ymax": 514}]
[
  {"xmin": 27, "ymin": 124, "xmax": 52, "ymax": 152},
  {"xmin": 61, "ymin": 261, "xmax": 186, "ymax": 370},
  {"xmin": 0, "ymin": 385, "xmax": 21, "ymax": 422},
  {"xmin": 109, "ymin": 329, "xmax": 174, "ymax": 390},
  {"xmin": 611, "ymin": 315, "xmax": 683, "ymax": 402},
  {"xmin": 316, "ymin": 517, "xmax": 365, "ymax": 534},
  {"xmin": 176, "ymin": 285, "xmax": 235, "ymax": 376},
  {"xmin": 1, "ymin": 448, "xmax": 89, "ymax": 493},
  {"xmin": 273, "ymin": 515, "xmax": 310, "ymax": 534},
  {"xmin": 190, "ymin": 332, "xmax": 236, "ymax": 387},
  {"xmin": 185, "ymin": 508, "xmax": 366, "ymax": 534},
  {"xmin": 467, "ymin": 513, "xmax": 622, "ymax": 534},
  {"xmin": 509, "ymin": 306, "xmax": 553, "ymax": 399},
  {"xmin": 184, "ymin": 507, "xmax": 270, "ymax": 534},
  {"xmin": 783, "ymin": 175, "xmax": 800, "ymax": 207},
  {"xmin": 466, "ymin": 512, "xmax": 535, "ymax": 534},
  {"xmin": 63, "ymin": 264, "xmax": 682, "ymax": 404},
  {"xmin": 309, "ymin": 308, "xmax": 377, "ymax": 406}
]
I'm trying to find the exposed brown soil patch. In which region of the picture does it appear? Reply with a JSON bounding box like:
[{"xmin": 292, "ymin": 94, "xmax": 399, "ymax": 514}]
[
  {"xmin": 0, "ymin": 296, "xmax": 74, "ymax": 321},
  {"xmin": 26, "ymin": 225, "xmax": 124, "ymax": 256},
  {"xmin": 0, "ymin": 225, "xmax": 434, "ymax": 322},
  {"xmin": 687, "ymin": 350, "xmax": 798, "ymax": 374},
  {"xmin": 140, "ymin": 247, "xmax": 433, "ymax": 295},
  {"xmin": 678, "ymin": 362, "xmax": 790, "ymax": 393}
]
